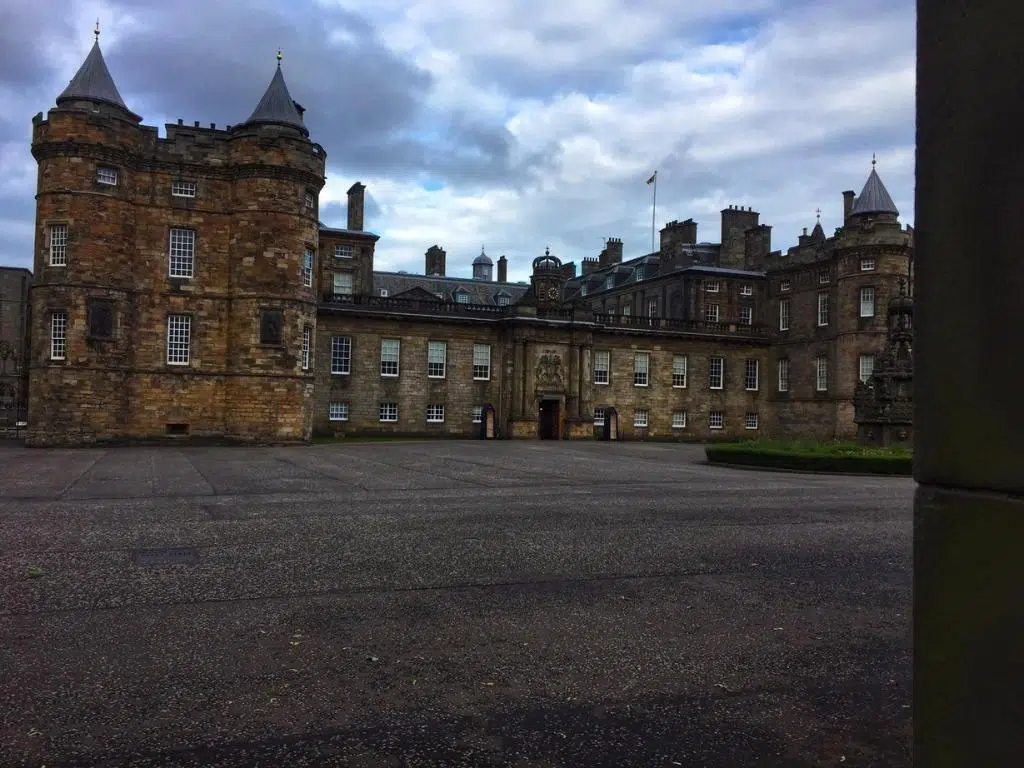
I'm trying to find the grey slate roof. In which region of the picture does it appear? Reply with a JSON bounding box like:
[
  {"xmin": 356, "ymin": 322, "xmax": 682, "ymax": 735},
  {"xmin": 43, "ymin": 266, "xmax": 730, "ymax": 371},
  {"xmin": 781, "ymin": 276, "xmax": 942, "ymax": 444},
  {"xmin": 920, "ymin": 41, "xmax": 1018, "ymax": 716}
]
[
  {"xmin": 851, "ymin": 168, "xmax": 899, "ymax": 216},
  {"xmin": 242, "ymin": 65, "xmax": 308, "ymax": 135},
  {"xmin": 373, "ymin": 271, "xmax": 529, "ymax": 305},
  {"xmin": 57, "ymin": 41, "xmax": 130, "ymax": 111}
]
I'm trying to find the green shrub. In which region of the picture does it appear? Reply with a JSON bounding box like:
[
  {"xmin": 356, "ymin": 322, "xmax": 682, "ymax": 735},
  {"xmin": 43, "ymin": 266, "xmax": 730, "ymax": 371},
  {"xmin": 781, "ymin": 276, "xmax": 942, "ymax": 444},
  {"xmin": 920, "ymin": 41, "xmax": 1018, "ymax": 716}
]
[{"xmin": 705, "ymin": 439, "xmax": 912, "ymax": 475}]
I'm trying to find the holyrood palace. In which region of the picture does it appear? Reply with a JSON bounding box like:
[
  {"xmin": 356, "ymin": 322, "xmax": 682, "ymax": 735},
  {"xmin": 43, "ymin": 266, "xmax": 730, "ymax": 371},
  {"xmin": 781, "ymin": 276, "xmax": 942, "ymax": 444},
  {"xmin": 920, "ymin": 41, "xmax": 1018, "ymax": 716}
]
[{"xmin": 2, "ymin": 35, "xmax": 915, "ymax": 447}]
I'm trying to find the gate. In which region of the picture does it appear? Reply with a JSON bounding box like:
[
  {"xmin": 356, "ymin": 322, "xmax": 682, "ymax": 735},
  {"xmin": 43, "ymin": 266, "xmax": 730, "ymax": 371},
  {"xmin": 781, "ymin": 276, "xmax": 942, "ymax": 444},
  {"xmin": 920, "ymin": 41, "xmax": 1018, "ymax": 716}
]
[{"xmin": 0, "ymin": 341, "xmax": 28, "ymax": 438}]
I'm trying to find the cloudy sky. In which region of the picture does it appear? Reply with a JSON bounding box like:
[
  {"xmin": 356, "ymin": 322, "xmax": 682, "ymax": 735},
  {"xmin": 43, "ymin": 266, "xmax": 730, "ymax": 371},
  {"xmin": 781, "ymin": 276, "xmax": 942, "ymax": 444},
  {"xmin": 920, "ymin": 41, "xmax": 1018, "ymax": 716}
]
[{"xmin": 0, "ymin": 0, "xmax": 915, "ymax": 281}]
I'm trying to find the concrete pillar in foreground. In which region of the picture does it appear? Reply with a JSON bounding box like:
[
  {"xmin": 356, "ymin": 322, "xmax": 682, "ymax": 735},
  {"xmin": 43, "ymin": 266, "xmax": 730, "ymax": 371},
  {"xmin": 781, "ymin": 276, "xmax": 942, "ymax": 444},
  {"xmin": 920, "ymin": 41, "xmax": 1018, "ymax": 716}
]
[{"xmin": 915, "ymin": 1, "xmax": 1024, "ymax": 763}]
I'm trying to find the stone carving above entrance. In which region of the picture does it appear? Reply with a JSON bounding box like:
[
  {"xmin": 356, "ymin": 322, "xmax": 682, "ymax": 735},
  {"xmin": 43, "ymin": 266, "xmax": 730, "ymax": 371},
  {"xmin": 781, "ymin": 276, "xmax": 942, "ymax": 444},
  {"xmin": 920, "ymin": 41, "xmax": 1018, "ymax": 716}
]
[{"xmin": 535, "ymin": 351, "xmax": 565, "ymax": 393}]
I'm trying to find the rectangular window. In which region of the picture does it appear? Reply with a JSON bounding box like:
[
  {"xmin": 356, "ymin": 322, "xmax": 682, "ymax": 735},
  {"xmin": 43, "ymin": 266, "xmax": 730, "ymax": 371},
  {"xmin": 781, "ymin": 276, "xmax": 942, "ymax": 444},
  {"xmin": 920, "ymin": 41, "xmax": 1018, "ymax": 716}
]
[
  {"xmin": 709, "ymin": 411, "xmax": 724, "ymax": 430},
  {"xmin": 740, "ymin": 284, "xmax": 753, "ymax": 296},
  {"xmin": 50, "ymin": 311, "xmax": 68, "ymax": 360},
  {"xmin": 49, "ymin": 224, "xmax": 68, "ymax": 266},
  {"xmin": 334, "ymin": 245, "xmax": 353, "ymax": 259},
  {"xmin": 472, "ymin": 343, "xmax": 491, "ymax": 380},
  {"xmin": 331, "ymin": 336, "xmax": 351, "ymax": 374},
  {"xmin": 166, "ymin": 314, "xmax": 191, "ymax": 365},
  {"xmin": 301, "ymin": 326, "xmax": 311, "ymax": 370},
  {"xmin": 426, "ymin": 404, "xmax": 445, "ymax": 423},
  {"xmin": 745, "ymin": 412, "xmax": 759, "ymax": 430},
  {"xmin": 817, "ymin": 292, "xmax": 830, "ymax": 326},
  {"xmin": 706, "ymin": 281, "xmax": 720, "ymax": 293},
  {"xmin": 704, "ymin": 303, "xmax": 720, "ymax": 323},
  {"xmin": 779, "ymin": 299, "xmax": 790, "ymax": 331},
  {"xmin": 744, "ymin": 359, "xmax": 759, "ymax": 391},
  {"xmin": 380, "ymin": 289, "xmax": 389, "ymax": 297},
  {"xmin": 328, "ymin": 402, "xmax": 349, "ymax": 421},
  {"xmin": 304, "ymin": 192, "xmax": 315, "ymax": 209},
  {"xmin": 496, "ymin": 294, "xmax": 511, "ymax": 306},
  {"xmin": 818, "ymin": 269, "xmax": 830, "ymax": 284},
  {"xmin": 671, "ymin": 410, "xmax": 687, "ymax": 428},
  {"xmin": 634, "ymin": 267, "xmax": 645, "ymax": 281},
  {"xmin": 672, "ymin": 355, "xmax": 688, "ymax": 388},
  {"xmin": 427, "ymin": 340, "xmax": 447, "ymax": 378},
  {"xmin": 647, "ymin": 298, "xmax": 657, "ymax": 317},
  {"xmin": 171, "ymin": 180, "xmax": 196, "ymax": 198},
  {"xmin": 472, "ymin": 405, "xmax": 483, "ymax": 423},
  {"xmin": 96, "ymin": 166, "xmax": 118, "ymax": 185},
  {"xmin": 780, "ymin": 280, "xmax": 791, "ymax": 292},
  {"xmin": 777, "ymin": 358, "xmax": 790, "ymax": 392},
  {"xmin": 860, "ymin": 257, "xmax": 876, "ymax": 271},
  {"xmin": 302, "ymin": 249, "xmax": 314, "ymax": 287},
  {"xmin": 633, "ymin": 352, "xmax": 649, "ymax": 386},
  {"xmin": 333, "ymin": 272, "xmax": 353, "ymax": 295},
  {"xmin": 634, "ymin": 409, "xmax": 648, "ymax": 427},
  {"xmin": 622, "ymin": 304, "xmax": 631, "ymax": 316},
  {"xmin": 380, "ymin": 339, "xmax": 400, "ymax": 377},
  {"xmin": 260, "ymin": 310, "xmax": 283, "ymax": 345},
  {"xmin": 594, "ymin": 350, "xmax": 610, "ymax": 384},
  {"xmin": 456, "ymin": 292, "xmax": 470, "ymax": 304},
  {"xmin": 859, "ymin": 354, "xmax": 875, "ymax": 383},
  {"xmin": 708, "ymin": 357, "xmax": 724, "ymax": 389},
  {"xmin": 379, "ymin": 402, "xmax": 398, "ymax": 422},
  {"xmin": 815, "ymin": 355, "xmax": 829, "ymax": 392},
  {"xmin": 168, "ymin": 228, "xmax": 195, "ymax": 278},
  {"xmin": 580, "ymin": 284, "xmax": 589, "ymax": 297},
  {"xmin": 739, "ymin": 306, "xmax": 752, "ymax": 325},
  {"xmin": 859, "ymin": 286, "xmax": 875, "ymax": 317},
  {"xmin": 593, "ymin": 408, "xmax": 606, "ymax": 426}
]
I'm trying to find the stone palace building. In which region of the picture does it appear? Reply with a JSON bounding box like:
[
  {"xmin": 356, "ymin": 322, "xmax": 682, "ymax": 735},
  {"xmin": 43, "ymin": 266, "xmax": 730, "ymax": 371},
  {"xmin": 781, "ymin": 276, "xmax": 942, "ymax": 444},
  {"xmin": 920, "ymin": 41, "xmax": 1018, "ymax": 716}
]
[{"xmin": 23, "ymin": 35, "xmax": 914, "ymax": 447}]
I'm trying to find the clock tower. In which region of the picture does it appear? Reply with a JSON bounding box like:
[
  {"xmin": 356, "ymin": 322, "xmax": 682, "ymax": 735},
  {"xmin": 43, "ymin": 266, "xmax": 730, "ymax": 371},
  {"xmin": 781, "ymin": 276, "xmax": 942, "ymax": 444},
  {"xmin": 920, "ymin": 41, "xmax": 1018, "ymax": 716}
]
[{"xmin": 531, "ymin": 248, "xmax": 566, "ymax": 307}]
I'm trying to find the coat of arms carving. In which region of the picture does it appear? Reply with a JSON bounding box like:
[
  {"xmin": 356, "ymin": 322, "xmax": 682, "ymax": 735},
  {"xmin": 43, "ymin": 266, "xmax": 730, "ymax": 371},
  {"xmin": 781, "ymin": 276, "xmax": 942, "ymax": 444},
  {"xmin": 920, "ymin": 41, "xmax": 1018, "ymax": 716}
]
[{"xmin": 535, "ymin": 352, "xmax": 565, "ymax": 392}]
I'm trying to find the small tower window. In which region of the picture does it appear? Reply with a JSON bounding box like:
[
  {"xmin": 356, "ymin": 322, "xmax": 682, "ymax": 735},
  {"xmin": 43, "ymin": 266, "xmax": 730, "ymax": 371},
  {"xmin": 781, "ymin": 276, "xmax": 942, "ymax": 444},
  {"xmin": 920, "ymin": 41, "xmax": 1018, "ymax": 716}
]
[
  {"xmin": 96, "ymin": 166, "xmax": 118, "ymax": 186},
  {"xmin": 171, "ymin": 180, "xmax": 196, "ymax": 198}
]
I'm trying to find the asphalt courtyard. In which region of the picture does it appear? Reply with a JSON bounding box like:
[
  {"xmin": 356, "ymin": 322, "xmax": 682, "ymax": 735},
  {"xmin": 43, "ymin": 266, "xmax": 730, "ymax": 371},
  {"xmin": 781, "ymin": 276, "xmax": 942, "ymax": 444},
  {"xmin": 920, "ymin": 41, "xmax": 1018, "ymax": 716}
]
[{"xmin": 0, "ymin": 440, "xmax": 912, "ymax": 767}]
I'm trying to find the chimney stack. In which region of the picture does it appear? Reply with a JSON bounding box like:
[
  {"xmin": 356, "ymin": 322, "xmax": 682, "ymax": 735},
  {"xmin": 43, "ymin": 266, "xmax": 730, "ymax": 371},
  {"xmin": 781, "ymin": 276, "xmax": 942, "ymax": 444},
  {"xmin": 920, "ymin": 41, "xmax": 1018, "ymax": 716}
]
[
  {"xmin": 425, "ymin": 245, "xmax": 446, "ymax": 277},
  {"xmin": 843, "ymin": 190, "xmax": 855, "ymax": 224},
  {"xmin": 347, "ymin": 182, "xmax": 365, "ymax": 231},
  {"xmin": 497, "ymin": 255, "xmax": 508, "ymax": 282}
]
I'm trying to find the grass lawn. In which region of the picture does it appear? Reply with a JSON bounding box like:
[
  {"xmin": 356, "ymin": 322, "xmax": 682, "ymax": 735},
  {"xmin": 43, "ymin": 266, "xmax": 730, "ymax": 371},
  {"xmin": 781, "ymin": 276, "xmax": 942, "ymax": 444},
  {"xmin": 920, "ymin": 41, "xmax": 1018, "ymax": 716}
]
[{"xmin": 705, "ymin": 439, "xmax": 912, "ymax": 475}]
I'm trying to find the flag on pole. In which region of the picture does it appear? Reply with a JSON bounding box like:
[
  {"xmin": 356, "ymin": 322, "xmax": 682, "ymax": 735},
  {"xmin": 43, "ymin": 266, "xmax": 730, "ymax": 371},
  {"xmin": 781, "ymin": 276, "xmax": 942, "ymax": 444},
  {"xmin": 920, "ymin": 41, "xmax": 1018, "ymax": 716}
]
[{"xmin": 646, "ymin": 171, "xmax": 657, "ymax": 185}]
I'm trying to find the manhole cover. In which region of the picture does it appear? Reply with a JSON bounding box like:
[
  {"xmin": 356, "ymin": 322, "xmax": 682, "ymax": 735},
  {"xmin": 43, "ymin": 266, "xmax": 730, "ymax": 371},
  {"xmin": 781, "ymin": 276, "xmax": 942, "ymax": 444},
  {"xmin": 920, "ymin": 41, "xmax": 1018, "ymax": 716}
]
[{"xmin": 132, "ymin": 547, "xmax": 200, "ymax": 567}]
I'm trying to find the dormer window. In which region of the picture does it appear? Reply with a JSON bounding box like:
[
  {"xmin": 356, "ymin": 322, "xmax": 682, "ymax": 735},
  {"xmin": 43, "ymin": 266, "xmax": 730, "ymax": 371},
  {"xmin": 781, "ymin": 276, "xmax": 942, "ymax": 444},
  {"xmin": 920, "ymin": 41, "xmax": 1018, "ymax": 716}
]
[
  {"xmin": 96, "ymin": 166, "xmax": 118, "ymax": 186},
  {"xmin": 496, "ymin": 294, "xmax": 511, "ymax": 306},
  {"xmin": 706, "ymin": 280, "xmax": 720, "ymax": 293},
  {"xmin": 171, "ymin": 180, "xmax": 196, "ymax": 198},
  {"xmin": 580, "ymin": 284, "xmax": 589, "ymax": 296},
  {"xmin": 455, "ymin": 291, "xmax": 470, "ymax": 304},
  {"xmin": 605, "ymin": 275, "xmax": 614, "ymax": 290},
  {"xmin": 634, "ymin": 267, "xmax": 645, "ymax": 281}
]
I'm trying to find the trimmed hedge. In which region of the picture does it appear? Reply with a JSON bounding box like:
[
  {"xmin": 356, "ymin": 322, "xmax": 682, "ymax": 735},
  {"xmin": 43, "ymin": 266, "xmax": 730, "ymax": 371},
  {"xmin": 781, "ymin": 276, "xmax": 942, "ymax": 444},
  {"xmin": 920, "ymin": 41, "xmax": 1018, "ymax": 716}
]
[{"xmin": 705, "ymin": 439, "xmax": 912, "ymax": 475}]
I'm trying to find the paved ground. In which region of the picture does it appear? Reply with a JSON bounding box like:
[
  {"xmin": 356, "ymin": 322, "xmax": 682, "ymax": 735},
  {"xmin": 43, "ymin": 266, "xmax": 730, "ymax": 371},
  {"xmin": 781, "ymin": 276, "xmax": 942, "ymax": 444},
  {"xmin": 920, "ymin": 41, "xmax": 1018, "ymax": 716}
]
[{"xmin": 0, "ymin": 440, "xmax": 912, "ymax": 767}]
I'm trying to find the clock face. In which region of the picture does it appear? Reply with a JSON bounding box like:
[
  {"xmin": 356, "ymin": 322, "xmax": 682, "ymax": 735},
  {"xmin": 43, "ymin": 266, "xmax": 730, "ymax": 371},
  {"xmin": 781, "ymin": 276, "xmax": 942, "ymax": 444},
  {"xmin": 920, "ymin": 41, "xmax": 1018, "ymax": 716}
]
[{"xmin": 547, "ymin": 287, "xmax": 560, "ymax": 300}]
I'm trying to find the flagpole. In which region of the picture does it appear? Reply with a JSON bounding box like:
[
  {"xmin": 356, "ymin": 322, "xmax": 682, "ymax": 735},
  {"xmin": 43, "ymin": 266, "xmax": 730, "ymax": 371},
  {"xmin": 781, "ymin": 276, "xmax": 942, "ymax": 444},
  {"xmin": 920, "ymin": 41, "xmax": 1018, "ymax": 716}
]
[{"xmin": 651, "ymin": 171, "xmax": 657, "ymax": 253}]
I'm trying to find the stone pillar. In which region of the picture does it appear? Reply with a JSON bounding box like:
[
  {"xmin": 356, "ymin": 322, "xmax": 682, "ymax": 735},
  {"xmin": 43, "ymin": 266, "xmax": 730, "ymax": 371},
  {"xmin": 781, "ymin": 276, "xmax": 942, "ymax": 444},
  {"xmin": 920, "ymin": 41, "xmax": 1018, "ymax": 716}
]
[
  {"xmin": 915, "ymin": 3, "xmax": 1024, "ymax": 764},
  {"xmin": 512, "ymin": 337, "xmax": 524, "ymax": 418},
  {"xmin": 579, "ymin": 344, "xmax": 592, "ymax": 418},
  {"xmin": 568, "ymin": 343, "xmax": 580, "ymax": 417},
  {"xmin": 519, "ymin": 340, "xmax": 529, "ymax": 417}
]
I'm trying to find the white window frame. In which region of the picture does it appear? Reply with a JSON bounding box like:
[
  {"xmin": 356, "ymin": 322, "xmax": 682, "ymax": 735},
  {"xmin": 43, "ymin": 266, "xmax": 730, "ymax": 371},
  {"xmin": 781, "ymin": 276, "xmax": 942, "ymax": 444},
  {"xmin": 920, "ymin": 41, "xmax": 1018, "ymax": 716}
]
[
  {"xmin": 740, "ymin": 283, "xmax": 753, "ymax": 296},
  {"xmin": 496, "ymin": 294, "xmax": 511, "ymax": 306},
  {"xmin": 779, "ymin": 298, "xmax": 790, "ymax": 331},
  {"xmin": 380, "ymin": 289, "xmax": 389, "ymax": 297},
  {"xmin": 817, "ymin": 292, "xmax": 830, "ymax": 326},
  {"xmin": 745, "ymin": 412, "xmax": 759, "ymax": 430},
  {"xmin": 380, "ymin": 339, "xmax": 400, "ymax": 377},
  {"xmin": 379, "ymin": 403, "xmax": 398, "ymax": 422},
  {"xmin": 328, "ymin": 402, "xmax": 349, "ymax": 421},
  {"xmin": 647, "ymin": 298, "xmax": 657, "ymax": 317},
  {"xmin": 671, "ymin": 410, "xmax": 687, "ymax": 428},
  {"xmin": 622, "ymin": 304, "xmax": 632, "ymax": 317},
  {"xmin": 49, "ymin": 224, "xmax": 68, "ymax": 266},
  {"xmin": 301, "ymin": 326, "xmax": 311, "ymax": 370},
  {"xmin": 304, "ymin": 192, "xmax": 315, "ymax": 210},
  {"xmin": 426, "ymin": 404, "xmax": 445, "ymax": 423},
  {"xmin": 171, "ymin": 180, "xmax": 196, "ymax": 198},
  {"xmin": 815, "ymin": 356, "xmax": 829, "ymax": 392},
  {"xmin": 780, "ymin": 280, "xmax": 791, "ymax": 293},
  {"xmin": 860, "ymin": 257, "xmax": 876, "ymax": 271},
  {"xmin": 334, "ymin": 244, "xmax": 353, "ymax": 259},
  {"xmin": 672, "ymin": 355, "xmax": 688, "ymax": 388},
  {"xmin": 859, "ymin": 286, "xmax": 875, "ymax": 317},
  {"xmin": 472, "ymin": 405, "xmax": 484, "ymax": 423},
  {"xmin": 331, "ymin": 336, "xmax": 351, "ymax": 375},
  {"xmin": 50, "ymin": 311, "xmax": 68, "ymax": 360},
  {"xmin": 96, "ymin": 166, "xmax": 118, "ymax": 185},
  {"xmin": 744, "ymin": 359, "xmax": 759, "ymax": 391},
  {"xmin": 427, "ymin": 341, "xmax": 447, "ymax": 378},
  {"xmin": 455, "ymin": 291, "xmax": 471, "ymax": 305},
  {"xmin": 594, "ymin": 350, "xmax": 610, "ymax": 384},
  {"xmin": 166, "ymin": 314, "xmax": 191, "ymax": 366},
  {"xmin": 633, "ymin": 352, "xmax": 649, "ymax": 387},
  {"xmin": 634, "ymin": 267, "xmax": 645, "ymax": 281},
  {"xmin": 472, "ymin": 343, "xmax": 491, "ymax": 380},
  {"xmin": 333, "ymin": 272, "xmax": 353, "ymax": 295},
  {"xmin": 709, "ymin": 411, "xmax": 724, "ymax": 430},
  {"xmin": 818, "ymin": 269, "xmax": 830, "ymax": 285},
  {"xmin": 704, "ymin": 303, "xmax": 720, "ymax": 323},
  {"xmin": 859, "ymin": 354, "xmax": 875, "ymax": 383},
  {"xmin": 580, "ymin": 284, "xmax": 589, "ymax": 297},
  {"xmin": 708, "ymin": 357, "xmax": 724, "ymax": 390},
  {"xmin": 777, "ymin": 358, "xmax": 790, "ymax": 392},
  {"xmin": 302, "ymin": 249, "xmax": 314, "ymax": 288},
  {"xmin": 706, "ymin": 280, "xmax": 720, "ymax": 293},
  {"xmin": 739, "ymin": 306, "xmax": 753, "ymax": 325},
  {"xmin": 168, "ymin": 228, "xmax": 195, "ymax": 279},
  {"xmin": 634, "ymin": 409, "xmax": 648, "ymax": 427},
  {"xmin": 593, "ymin": 408, "xmax": 606, "ymax": 426},
  {"xmin": 605, "ymin": 275, "xmax": 614, "ymax": 290}
]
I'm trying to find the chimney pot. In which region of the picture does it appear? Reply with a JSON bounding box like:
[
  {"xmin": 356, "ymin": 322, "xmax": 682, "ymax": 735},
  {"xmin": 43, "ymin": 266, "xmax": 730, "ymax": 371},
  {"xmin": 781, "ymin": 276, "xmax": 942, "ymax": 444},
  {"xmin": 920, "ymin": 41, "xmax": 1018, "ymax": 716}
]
[
  {"xmin": 177, "ymin": 118, "xmax": 183, "ymax": 125},
  {"xmin": 194, "ymin": 121, "xmax": 200, "ymax": 127}
]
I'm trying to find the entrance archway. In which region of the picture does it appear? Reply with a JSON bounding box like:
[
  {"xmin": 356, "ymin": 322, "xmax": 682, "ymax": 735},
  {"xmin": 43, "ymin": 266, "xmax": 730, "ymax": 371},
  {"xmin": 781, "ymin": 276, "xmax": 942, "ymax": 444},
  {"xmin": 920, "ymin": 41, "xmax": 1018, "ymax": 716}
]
[{"xmin": 538, "ymin": 399, "xmax": 561, "ymax": 439}]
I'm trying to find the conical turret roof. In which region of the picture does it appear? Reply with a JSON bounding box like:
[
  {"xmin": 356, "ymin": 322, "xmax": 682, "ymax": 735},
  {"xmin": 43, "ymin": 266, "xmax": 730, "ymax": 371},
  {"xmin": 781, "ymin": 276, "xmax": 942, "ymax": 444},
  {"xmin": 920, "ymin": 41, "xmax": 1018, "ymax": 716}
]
[
  {"xmin": 57, "ymin": 39, "xmax": 131, "ymax": 112},
  {"xmin": 851, "ymin": 166, "xmax": 899, "ymax": 216},
  {"xmin": 242, "ymin": 62, "xmax": 308, "ymax": 136}
]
